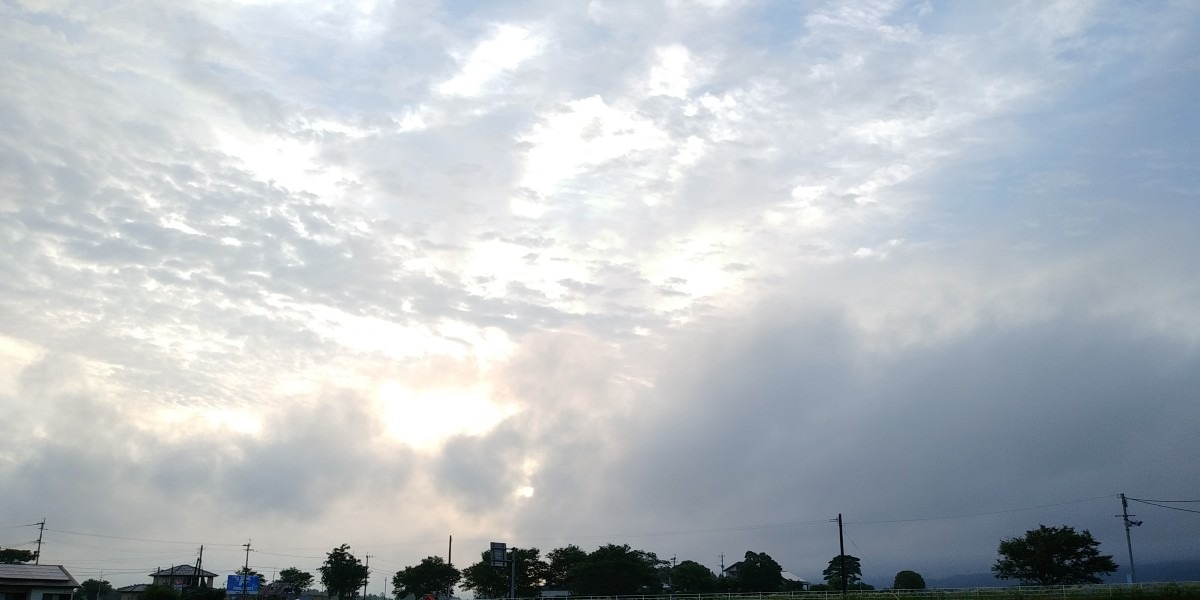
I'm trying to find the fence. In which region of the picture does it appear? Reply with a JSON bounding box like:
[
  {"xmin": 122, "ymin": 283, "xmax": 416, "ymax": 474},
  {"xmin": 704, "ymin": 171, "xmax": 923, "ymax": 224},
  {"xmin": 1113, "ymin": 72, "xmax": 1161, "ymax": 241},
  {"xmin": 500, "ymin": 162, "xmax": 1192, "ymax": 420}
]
[{"xmin": 481, "ymin": 584, "xmax": 1200, "ymax": 600}]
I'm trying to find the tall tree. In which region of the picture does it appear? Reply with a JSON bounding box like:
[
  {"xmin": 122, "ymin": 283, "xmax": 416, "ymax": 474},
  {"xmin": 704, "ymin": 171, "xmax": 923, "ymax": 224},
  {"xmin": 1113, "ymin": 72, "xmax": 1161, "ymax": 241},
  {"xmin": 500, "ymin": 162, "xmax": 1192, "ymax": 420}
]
[
  {"xmin": 822, "ymin": 555, "xmax": 862, "ymax": 591},
  {"xmin": 892, "ymin": 570, "xmax": 925, "ymax": 590},
  {"xmin": 0, "ymin": 548, "xmax": 38, "ymax": 564},
  {"xmin": 320, "ymin": 544, "xmax": 370, "ymax": 600},
  {"xmin": 278, "ymin": 568, "xmax": 315, "ymax": 592},
  {"xmin": 670, "ymin": 560, "xmax": 716, "ymax": 593},
  {"xmin": 567, "ymin": 544, "xmax": 663, "ymax": 597},
  {"xmin": 992, "ymin": 524, "xmax": 1118, "ymax": 585},
  {"xmin": 731, "ymin": 551, "xmax": 783, "ymax": 592},
  {"xmin": 460, "ymin": 548, "xmax": 546, "ymax": 599},
  {"xmin": 392, "ymin": 556, "xmax": 460, "ymax": 599},
  {"xmin": 74, "ymin": 579, "xmax": 114, "ymax": 600},
  {"xmin": 544, "ymin": 546, "xmax": 587, "ymax": 591}
]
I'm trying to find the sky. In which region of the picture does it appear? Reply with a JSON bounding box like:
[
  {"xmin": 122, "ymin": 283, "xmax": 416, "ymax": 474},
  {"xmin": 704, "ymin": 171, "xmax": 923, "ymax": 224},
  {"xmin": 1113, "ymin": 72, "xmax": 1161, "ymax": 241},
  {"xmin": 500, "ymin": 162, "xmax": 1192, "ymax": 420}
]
[{"xmin": 2, "ymin": 0, "xmax": 1199, "ymax": 592}]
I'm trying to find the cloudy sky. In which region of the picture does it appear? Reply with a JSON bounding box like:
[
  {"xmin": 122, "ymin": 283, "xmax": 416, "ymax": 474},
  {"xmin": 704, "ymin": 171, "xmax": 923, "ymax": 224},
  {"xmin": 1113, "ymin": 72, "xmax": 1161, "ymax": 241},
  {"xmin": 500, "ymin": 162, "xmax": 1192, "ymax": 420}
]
[{"xmin": 2, "ymin": 0, "xmax": 1199, "ymax": 591}]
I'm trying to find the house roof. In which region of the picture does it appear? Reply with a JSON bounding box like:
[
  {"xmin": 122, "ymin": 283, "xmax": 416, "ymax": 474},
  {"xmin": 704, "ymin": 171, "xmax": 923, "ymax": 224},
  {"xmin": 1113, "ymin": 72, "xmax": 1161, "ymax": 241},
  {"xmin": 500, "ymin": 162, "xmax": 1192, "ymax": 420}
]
[
  {"xmin": 117, "ymin": 584, "xmax": 149, "ymax": 593},
  {"xmin": 0, "ymin": 564, "xmax": 79, "ymax": 587},
  {"xmin": 152, "ymin": 565, "xmax": 217, "ymax": 578},
  {"xmin": 781, "ymin": 571, "xmax": 809, "ymax": 584}
]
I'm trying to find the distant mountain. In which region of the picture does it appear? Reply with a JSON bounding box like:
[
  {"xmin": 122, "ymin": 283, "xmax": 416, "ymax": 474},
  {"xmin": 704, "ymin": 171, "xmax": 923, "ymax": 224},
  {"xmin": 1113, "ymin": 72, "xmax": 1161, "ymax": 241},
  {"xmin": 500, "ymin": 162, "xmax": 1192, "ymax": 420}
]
[
  {"xmin": 925, "ymin": 573, "xmax": 1014, "ymax": 589},
  {"xmin": 925, "ymin": 560, "xmax": 1200, "ymax": 589},
  {"xmin": 1103, "ymin": 560, "xmax": 1200, "ymax": 584}
]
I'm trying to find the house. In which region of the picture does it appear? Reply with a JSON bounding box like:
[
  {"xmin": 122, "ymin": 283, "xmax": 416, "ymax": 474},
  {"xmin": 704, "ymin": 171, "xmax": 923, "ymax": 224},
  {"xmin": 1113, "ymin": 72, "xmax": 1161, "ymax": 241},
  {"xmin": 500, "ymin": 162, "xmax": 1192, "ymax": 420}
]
[
  {"xmin": 116, "ymin": 565, "xmax": 219, "ymax": 600},
  {"xmin": 781, "ymin": 571, "xmax": 810, "ymax": 591},
  {"xmin": 0, "ymin": 564, "xmax": 79, "ymax": 600},
  {"xmin": 115, "ymin": 584, "xmax": 148, "ymax": 600},
  {"xmin": 151, "ymin": 566, "xmax": 216, "ymax": 589}
]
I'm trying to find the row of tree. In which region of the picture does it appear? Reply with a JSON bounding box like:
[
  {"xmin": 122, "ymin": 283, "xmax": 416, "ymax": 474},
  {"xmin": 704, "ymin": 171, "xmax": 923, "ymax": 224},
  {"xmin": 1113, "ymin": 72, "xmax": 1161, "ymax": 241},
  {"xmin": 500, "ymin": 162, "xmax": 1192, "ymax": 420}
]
[{"xmin": 13, "ymin": 522, "xmax": 1118, "ymax": 600}]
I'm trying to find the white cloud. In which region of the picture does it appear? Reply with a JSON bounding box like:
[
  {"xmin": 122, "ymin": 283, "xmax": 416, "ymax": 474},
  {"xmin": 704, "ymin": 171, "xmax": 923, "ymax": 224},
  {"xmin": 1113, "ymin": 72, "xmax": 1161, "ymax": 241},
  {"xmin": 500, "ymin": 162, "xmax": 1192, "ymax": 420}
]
[{"xmin": 438, "ymin": 24, "xmax": 545, "ymax": 97}]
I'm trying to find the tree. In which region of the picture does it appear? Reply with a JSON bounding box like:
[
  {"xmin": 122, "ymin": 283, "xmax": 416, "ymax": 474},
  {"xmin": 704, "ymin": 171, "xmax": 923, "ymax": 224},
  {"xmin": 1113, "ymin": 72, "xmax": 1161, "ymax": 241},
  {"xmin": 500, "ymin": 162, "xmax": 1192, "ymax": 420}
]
[
  {"xmin": 320, "ymin": 544, "xmax": 370, "ymax": 600},
  {"xmin": 822, "ymin": 555, "xmax": 862, "ymax": 591},
  {"xmin": 236, "ymin": 568, "xmax": 264, "ymax": 580},
  {"xmin": 392, "ymin": 556, "xmax": 460, "ymax": 599},
  {"xmin": 142, "ymin": 585, "xmax": 180, "ymax": 600},
  {"xmin": 892, "ymin": 570, "xmax": 925, "ymax": 590},
  {"xmin": 567, "ymin": 544, "xmax": 663, "ymax": 596},
  {"xmin": 670, "ymin": 560, "xmax": 716, "ymax": 593},
  {"xmin": 731, "ymin": 551, "xmax": 783, "ymax": 592},
  {"xmin": 278, "ymin": 568, "xmax": 315, "ymax": 592},
  {"xmin": 0, "ymin": 548, "xmax": 38, "ymax": 564},
  {"xmin": 460, "ymin": 548, "xmax": 547, "ymax": 599},
  {"xmin": 992, "ymin": 524, "xmax": 1118, "ymax": 585},
  {"xmin": 544, "ymin": 545, "xmax": 587, "ymax": 591},
  {"xmin": 74, "ymin": 579, "xmax": 115, "ymax": 600},
  {"xmin": 181, "ymin": 586, "xmax": 225, "ymax": 600}
]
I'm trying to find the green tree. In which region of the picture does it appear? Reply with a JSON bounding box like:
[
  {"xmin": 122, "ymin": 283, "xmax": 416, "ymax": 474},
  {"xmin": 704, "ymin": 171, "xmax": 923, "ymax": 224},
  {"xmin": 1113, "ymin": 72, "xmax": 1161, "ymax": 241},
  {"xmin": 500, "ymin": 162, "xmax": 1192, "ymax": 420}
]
[
  {"xmin": 732, "ymin": 551, "xmax": 784, "ymax": 592},
  {"xmin": 568, "ymin": 544, "xmax": 663, "ymax": 596},
  {"xmin": 822, "ymin": 555, "xmax": 862, "ymax": 591},
  {"xmin": 181, "ymin": 586, "xmax": 225, "ymax": 600},
  {"xmin": 544, "ymin": 545, "xmax": 587, "ymax": 591},
  {"xmin": 320, "ymin": 544, "xmax": 370, "ymax": 600},
  {"xmin": 0, "ymin": 548, "xmax": 38, "ymax": 564},
  {"xmin": 670, "ymin": 560, "xmax": 716, "ymax": 593},
  {"xmin": 278, "ymin": 568, "xmax": 315, "ymax": 592},
  {"xmin": 460, "ymin": 548, "xmax": 546, "ymax": 599},
  {"xmin": 142, "ymin": 585, "xmax": 180, "ymax": 600},
  {"xmin": 74, "ymin": 579, "xmax": 115, "ymax": 600},
  {"xmin": 992, "ymin": 524, "xmax": 1118, "ymax": 585},
  {"xmin": 392, "ymin": 556, "xmax": 460, "ymax": 599},
  {"xmin": 892, "ymin": 570, "xmax": 925, "ymax": 590}
]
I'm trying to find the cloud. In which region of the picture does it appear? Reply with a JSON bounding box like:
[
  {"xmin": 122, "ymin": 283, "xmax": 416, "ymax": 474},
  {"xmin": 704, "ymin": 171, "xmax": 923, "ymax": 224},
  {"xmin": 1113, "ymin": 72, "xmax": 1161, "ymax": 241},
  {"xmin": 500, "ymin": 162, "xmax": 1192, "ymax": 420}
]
[{"xmin": 1, "ymin": 0, "xmax": 1198, "ymax": 589}]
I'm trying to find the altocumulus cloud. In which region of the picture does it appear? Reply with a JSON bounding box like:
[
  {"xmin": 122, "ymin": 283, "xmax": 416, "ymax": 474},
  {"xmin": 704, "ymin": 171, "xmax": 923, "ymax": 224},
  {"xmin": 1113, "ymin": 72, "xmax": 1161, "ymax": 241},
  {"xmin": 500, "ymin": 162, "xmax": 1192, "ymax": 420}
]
[{"xmin": 0, "ymin": 0, "xmax": 1198, "ymax": 589}]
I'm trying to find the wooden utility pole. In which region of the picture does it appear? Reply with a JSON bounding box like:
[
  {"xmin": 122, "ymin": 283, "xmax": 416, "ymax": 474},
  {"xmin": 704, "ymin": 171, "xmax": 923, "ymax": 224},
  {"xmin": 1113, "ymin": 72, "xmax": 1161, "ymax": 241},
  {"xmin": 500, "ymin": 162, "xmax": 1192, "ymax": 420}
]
[{"xmin": 838, "ymin": 514, "xmax": 847, "ymax": 599}]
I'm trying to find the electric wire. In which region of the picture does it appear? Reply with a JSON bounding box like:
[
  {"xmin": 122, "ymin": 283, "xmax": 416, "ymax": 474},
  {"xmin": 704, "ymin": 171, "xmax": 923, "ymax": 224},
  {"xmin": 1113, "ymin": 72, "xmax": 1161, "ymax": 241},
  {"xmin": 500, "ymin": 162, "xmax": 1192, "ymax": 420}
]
[
  {"xmin": 847, "ymin": 494, "xmax": 1118, "ymax": 524},
  {"xmin": 1127, "ymin": 498, "xmax": 1200, "ymax": 515}
]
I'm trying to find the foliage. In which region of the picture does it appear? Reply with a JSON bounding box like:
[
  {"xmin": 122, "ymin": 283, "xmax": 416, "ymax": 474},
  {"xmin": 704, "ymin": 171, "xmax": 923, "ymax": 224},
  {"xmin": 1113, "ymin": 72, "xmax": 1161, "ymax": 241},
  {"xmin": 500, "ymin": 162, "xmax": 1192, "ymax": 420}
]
[
  {"xmin": 670, "ymin": 560, "xmax": 716, "ymax": 593},
  {"xmin": 992, "ymin": 524, "xmax": 1118, "ymax": 585},
  {"xmin": 142, "ymin": 585, "xmax": 181, "ymax": 600},
  {"xmin": 544, "ymin": 545, "xmax": 587, "ymax": 591},
  {"xmin": 236, "ymin": 568, "xmax": 264, "ymax": 581},
  {"xmin": 460, "ymin": 548, "xmax": 546, "ymax": 599},
  {"xmin": 0, "ymin": 548, "xmax": 38, "ymax": 564},
  {"xmin": 567, "ymin": 544, "xmax": 663, "ymax": 596},
  {"xmin": 392, "ymin": 556, "xmax": 461, "ymax": 599},
  {"xmin": 731, "ymin": 551, "xmax": 784, "ymax": 592},
  {"xmin": 278, "ymin": 568, "xmax": 315, "ymax": 592},
  {"xmin": 823, "ymin": 554, "xmax": 863, "ymax": 590},
  {"xmin": 320, "ymin": 544, "xmax": 370, "ymax": 600},
  {"xmin": 893, "ymin": 570, "xmax": 926, "ymax": 590},
  {"xmin": 181, "ymin": 586, "xmax": 225, "ymax": 600},
  {"xmin": 74, "ymin": 579, "xmax": 115, "ymax": 600}
]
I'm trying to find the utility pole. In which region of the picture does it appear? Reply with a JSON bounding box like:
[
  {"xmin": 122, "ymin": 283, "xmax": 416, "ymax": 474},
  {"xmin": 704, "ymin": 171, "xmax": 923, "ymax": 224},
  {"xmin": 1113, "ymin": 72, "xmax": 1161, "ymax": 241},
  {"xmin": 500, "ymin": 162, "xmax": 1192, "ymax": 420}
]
[
  {"xmin": 243, "ymin": 541, "xmax": 252, "ymax": 599},
  {"xmin": 718, "ymin": 554, "xmax": 725, "ymax": 577},
  {"xmin": 509, "ymin": 548, "xmax": 518, "ymax": 600},
  {"xmin": 837, "ymin": 514, "xmax": 847, "ymax": 599},
  {"xmin": 1118, "ymin": 494, "xmax": 1142, "ymax": 584},
  {"xmin": 363, "ymin": 555, "xmax": 372, "ymax": 600},
  {"xmin": 35, "ymin": 519, "xmax": 45, "ymax": 564},
  {"xmin": 195, "ymin": 546, "xmax": 205, "ymax": 589}
]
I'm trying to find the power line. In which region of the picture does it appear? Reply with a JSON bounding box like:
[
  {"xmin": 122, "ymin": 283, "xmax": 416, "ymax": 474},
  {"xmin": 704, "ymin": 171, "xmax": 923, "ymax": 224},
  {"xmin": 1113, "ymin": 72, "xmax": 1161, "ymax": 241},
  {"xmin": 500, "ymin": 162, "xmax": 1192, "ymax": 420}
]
[
  {"xmin": 46, "ymin": 529, "xmax": 243, "ymax": 547},
  {"xmin": 847, "ymin": 494, "xmax": 1118, "ymax": 524},
  {"xmin": 1126, "ymin": 497, "xmax": 1200, "ymax": 503},
  {"xmin": 1127, "ymin": 498, "xmax": 1200, "ymax": 515}
]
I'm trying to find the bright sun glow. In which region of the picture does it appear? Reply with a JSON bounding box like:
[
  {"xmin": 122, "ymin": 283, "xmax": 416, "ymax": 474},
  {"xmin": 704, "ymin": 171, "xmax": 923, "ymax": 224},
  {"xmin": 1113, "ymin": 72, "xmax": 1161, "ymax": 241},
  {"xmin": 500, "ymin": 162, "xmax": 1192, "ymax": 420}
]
[{"xmin": 376, "ymin": 382, "xmax": 516, "ymax": 451}]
